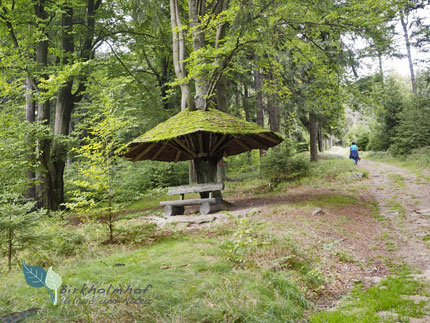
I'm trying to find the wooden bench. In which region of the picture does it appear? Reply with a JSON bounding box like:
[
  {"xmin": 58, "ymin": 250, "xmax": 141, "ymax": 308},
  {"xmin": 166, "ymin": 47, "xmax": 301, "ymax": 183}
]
[{"xmin": 160, "ymin": 182, "xmax": 224, "ymax": 216}]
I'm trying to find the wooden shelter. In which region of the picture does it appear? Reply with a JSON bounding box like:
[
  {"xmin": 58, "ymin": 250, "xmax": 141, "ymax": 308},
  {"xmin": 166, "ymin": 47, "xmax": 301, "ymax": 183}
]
[{"xmin": 119, "ymin": 108, "xmax": 282, "ymax": 162}]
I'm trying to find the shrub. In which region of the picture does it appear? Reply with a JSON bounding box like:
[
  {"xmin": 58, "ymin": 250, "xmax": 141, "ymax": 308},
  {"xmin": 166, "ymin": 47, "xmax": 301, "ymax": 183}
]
[
  {"xmin": 344, "ymin": 125, "xmax": 370, "ymax": 151},
  {"xmin": 225, "ymin": 150, "xmax": 259, "ymax": 176},
  {"xmin": 65, "ymin": 159, "xmax": 188, "ymax": 203},
  {"xmin": 367, "ymin": 123, "xmax": 390, "ymax": 151},
  {"xmin": 222, "ymin": 218, "xmax": 269, "ymax": 263},
  {"xmin": 261, "ymin": 141, "xmax": 310, "ymax": 185},
  {"xmin": 406, "ymin": 146, "xmax": 430, "ymax": 167},
  {"xmin": 296, "ymin": 142, "xmax": 309, "ymax": 152},
  {"xmin": 116, "ymin": 221, "xmax": 157, "ymax": 246},
  {"xmin": 390, "ymin": 95, "xmax": 430, "ymax": 155}
]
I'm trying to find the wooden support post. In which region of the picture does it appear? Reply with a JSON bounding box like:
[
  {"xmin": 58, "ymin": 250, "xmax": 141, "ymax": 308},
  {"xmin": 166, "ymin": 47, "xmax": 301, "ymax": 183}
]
[
  {"xmin": 151, "ymin": 143, "xmax": 166, "ymax": 160},
  {"xmin": 259, "ymin": 133, "xmax": 280, "ymax": 144},
  {"xmin": 173, "ymin": 138, "xmax": 196, "ymax": 157},
  {"xmin": 210, "ymin": 134, "xmax": 228, "ymax": 154},
  {"xmin": 174, "ymin": 150, "xmax": 182, "ymax": 162},
  {"xmin": 132, "ymin": 142, "xmax": 157, "ymax": 161}
]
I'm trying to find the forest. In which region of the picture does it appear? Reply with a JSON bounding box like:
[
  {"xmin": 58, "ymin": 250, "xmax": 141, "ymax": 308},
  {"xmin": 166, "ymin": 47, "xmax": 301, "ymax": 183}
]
[{"xmin": 1, "ymin": 0, "xmax": 430, "ymax": 322}]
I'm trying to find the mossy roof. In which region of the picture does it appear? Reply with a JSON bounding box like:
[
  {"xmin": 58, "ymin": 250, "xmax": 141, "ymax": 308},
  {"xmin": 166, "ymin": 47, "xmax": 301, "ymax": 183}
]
[
  {"xmin": 119, "ymin": 108, "xmax": 282, "ymax": 162},
  {"xmin": 130, "ymin": 108, "xmax": 273, "ymax": 143}
]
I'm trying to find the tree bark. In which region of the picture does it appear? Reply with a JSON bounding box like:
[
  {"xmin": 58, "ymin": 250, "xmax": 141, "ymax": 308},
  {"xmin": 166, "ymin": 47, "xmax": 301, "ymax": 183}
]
[
  {"xmin": 243, "ymin": 83, "xmax": 252, "ymax": 164},
  {"xmin": 195, "ymin": 156, "xmax": 222, "ymax": 198},
  {"xmin": 268, "ymin": 97, "xmax": 280, "ymax": 132},
  {"xmin": 254, "ymin": 64, "xmax": 264, "ymax": 158},
  {"xmin": 189, "ymin": 160, "xmax": 197, "ymax": 184},
  {"xmin": 215, "ymin": 0, "xmax": 229, "ymax": 113},
  {"xmin": 309, "ymin": 111, "xmax": 318, "ymax": 162},
  {"xmin": 169, "ymin": 0, "xmax": 194, "ymax": 110},
  {"xmin": 215, "ymin": 75, "xmax": 228, "ymax": 182},
  {"xmin": 160, "ymin": 57, "xmax": 170, "ymax": 109},
  {"xmin": 400, "ymin": 11, "xmax": 417, "ymax": 95},
  {"xmin": 317, "ymin": 127, "xmax": 323, "ymax": 152},
  {"xmin": 377, "ymin": 50, "xmax": 384, "ymax": 83},
  {"xmin": 216, "ymin": 75, "xmax": 228, "ymax": 112},
  {"xmin": 34, "ymin": 0, "xmax": 53, "ymax": 208},
  {"xmin": 25, "ymin": 79, "xmax": 36, "ymax": 200},
  {"xmin": 266, "ymin": 73, "xmax": 280, "ymax": 133},
  {"xmin": 47, "ymin": 5, "xmax": 75, "ymax": 209},
  {"xmin": 189, "ymin": 0, "xmax": 208, "ymax": 110},
  {"xmin": 8, "ymin": 227, "xmax": 12, "ymax": 271},
  {"xmin": 35, "ymin": 1, "xmax": 101, "ymax": 209}
]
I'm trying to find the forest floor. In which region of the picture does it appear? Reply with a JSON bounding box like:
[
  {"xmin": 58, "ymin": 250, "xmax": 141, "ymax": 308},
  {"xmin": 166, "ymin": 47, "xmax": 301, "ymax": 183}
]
[{"xmin": 2, "ymin": 149, "xmax": 430, "ymax": 322}]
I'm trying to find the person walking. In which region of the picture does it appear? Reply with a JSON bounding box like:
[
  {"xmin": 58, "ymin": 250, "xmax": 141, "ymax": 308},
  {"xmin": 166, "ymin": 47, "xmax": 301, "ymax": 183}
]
[{"xmin": 349, "ymin": 142, "xmax": 360, "ymax": 165}]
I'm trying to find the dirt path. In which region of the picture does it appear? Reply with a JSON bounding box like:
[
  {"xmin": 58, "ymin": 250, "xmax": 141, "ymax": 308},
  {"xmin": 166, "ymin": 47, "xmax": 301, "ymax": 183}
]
[{"xmin": 359, "ymin": 158, "xmax": 430, "ymax": 280}]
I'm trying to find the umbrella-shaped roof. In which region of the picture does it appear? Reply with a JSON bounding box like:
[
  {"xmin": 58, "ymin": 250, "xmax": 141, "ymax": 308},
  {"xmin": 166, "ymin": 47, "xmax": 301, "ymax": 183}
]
[{"xmin": 120, "ymin": 108, "xmax": 282, "ymax": 162}]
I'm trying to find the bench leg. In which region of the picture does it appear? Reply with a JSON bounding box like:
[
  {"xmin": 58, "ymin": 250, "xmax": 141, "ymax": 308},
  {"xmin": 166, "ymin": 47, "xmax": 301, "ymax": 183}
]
[
  {"xmin": 164, "ymin": 206, "xmax": 185, "ymax": 217},
  {"xmin": 200, "ymin": 203, "xmax": 221, "ymax": 215}
]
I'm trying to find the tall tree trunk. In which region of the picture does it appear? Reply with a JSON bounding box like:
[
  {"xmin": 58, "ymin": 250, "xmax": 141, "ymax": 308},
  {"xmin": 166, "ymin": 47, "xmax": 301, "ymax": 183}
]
[
  {"xmin": 170, "ymin": 0, "xmax": 197, "ymax": 182},
  {"xmin": 48, "ymin": 6, "xmax": 75, "ymax": 209},
  {"xmin": 216, "ymin": 75, "xmax": 228, "ymax": 112},
  {"xmin": 400, "ymin": 11, "xmax": 417, "ymax": 95},
  {"xmin": 215, "ymin": 75, "xmax": 228, "ymax": 182},
  {"xmin": 189, "ymin": 0, "xmax": 208, "ymax": 110},
  {"xmin": 34, "ymin": 0, "xmax": 53, "ymax": 208},
  {"xmin": 7, "ymin": 227, "xmax": 12, "ymax": 271},
  {"xmin": 243, "ymin": 83, "xmax": 252, "ymax": 164},
  {"xmin": 195, "ymin": 155, "xmax": 223, "ymax": 199},
  {"xmin": 189, "ymin": 160, "xmax": 197, "ymax": 184},
  {"xmin": 377, "ymin": 50, "xmax": 384, "ymax": 83},
  {"xmin": 267, "ymin": 73, "xmax": 280, "ymax": 132},
  {"xmin": 25, "ymin": 79, "xmax": 36, "ymax": 200},
  {"xmin": 317, "ymin": 127, "xmax": 323, "ymax": 152},
  {"xmin": 215, "ymin": 0, "xmax": 229, "ymax": 114},
  {"xmin": 309, "ymin": 111, "xmax": 318, "ymax": 162},
  {"xmin": 160, "ymin": 58, "xmax": 170, "ymax": 110},
  {"xmin": 254, "ymin": 64, "xmax": 264, "ymax": 160},
  {"xmin": 268, "ymin": 97, "xmax": 280, "ymax": 132},
  {"xmin": 169, "ymin": 0, "xmax": 194, "ymax": 110}
]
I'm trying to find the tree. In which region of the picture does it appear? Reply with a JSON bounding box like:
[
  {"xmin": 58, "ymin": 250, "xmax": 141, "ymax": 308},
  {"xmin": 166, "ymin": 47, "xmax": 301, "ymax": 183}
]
[
  {"xmin": 65, "ymin": 76, "xmax": 134, "ymax": 243},
  {"xmin": 0, "ymin": 0, "xmax": 126, "ymax": 210},
  {"xmin": 0, "ymin": 105, "xmax": 43, "ymax": 271}
]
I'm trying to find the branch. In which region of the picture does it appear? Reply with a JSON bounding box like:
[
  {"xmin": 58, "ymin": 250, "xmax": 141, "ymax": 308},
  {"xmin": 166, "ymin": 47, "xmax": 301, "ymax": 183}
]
[{"xmin": 105, "ymin": 41, "xmax": 147, "ymax": 88}]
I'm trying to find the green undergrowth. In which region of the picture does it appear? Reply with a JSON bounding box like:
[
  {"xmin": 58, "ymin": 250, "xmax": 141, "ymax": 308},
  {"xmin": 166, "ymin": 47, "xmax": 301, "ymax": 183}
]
[
  {"xmin": 311, "ymin": 268, "xmax": 430, "ymax": 323},
  {"xmin": 387, "ymin": 174, "xmax": 406, "ymax": 188},
  {"xmin": 0, "ymin": 152, "xmax": 420, "ymax": 322},
  {"xmin": 1, "ymin": 221, "xmax": 317, "ymax": 322},
  {"xmin": 302, "ymin": 157, "xmax": 369, "ymax": 188},
  {"xmin": 225, "ymin": 154, "xmax": 369, "ymax": 198},
  {"xmin": 363, "ymin": 151, "xmax": 430, "ymax": 182}
]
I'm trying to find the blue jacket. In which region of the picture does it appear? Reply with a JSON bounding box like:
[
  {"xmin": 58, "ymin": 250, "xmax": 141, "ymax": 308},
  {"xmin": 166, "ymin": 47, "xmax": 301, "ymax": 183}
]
[{"xmin": 350, "ymin": 145, "xmax": 359, "ymax": 158}]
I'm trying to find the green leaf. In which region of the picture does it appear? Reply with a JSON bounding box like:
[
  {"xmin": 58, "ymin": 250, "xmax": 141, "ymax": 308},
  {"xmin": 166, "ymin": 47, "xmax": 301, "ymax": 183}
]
[{"xmin": 45, "ymin": 266, "xmax": 62, "ymax": 290}]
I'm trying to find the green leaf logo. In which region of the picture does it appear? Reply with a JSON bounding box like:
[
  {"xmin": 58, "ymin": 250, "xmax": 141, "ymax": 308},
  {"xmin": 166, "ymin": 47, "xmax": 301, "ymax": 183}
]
[
  {"xmin": 22, "ymin": 261, "xmax": 62, "ymax": 305},
  {"xmin": 45, "ymin": 267, "xmax": 62, "ymax": 305}
]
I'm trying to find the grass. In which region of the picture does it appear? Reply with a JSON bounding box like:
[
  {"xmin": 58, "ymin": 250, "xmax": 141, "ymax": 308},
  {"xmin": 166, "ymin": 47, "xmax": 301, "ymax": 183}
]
[
  {"xmin": 1, "ymin": 227, "xmax": 314, "ymax": 322},
  {"xmin": 310, "ymin": 268, "xmax": 429, "ymax": 323},
  {"xmin": 363, "ymin": 151, "xmax": 430, "ymax": 182},
  {"xmin": 2, "ymin": 152, "xmax": 428, "ymax": 322},
  {"xmin": 387, "ymin": 174, "xmax": 406, "ymax": 188},
  {"xmin": 384, "ymin": 198, "xmax": 407, "ymax": 219}
]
